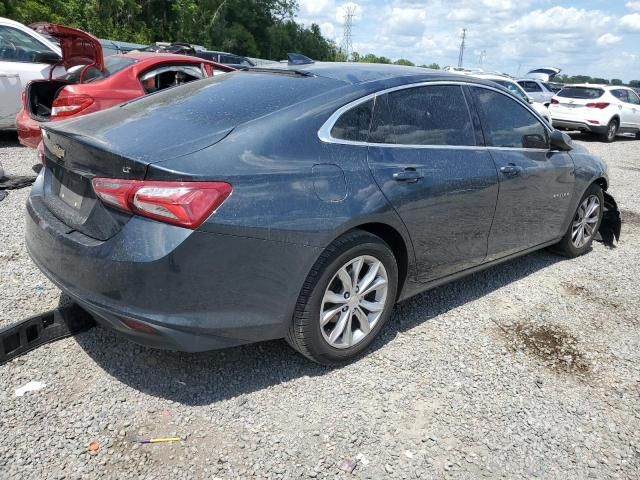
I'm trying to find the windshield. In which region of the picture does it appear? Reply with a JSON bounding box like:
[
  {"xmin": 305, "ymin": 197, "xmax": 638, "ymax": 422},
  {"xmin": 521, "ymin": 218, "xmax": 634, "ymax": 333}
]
[
  {"xmin": 59, "ymin": 55, "xmax": 137, "ymax": 83},
  {"xmin": 557, "ymin": 87, "xmax": 604, "ymax": 99}
]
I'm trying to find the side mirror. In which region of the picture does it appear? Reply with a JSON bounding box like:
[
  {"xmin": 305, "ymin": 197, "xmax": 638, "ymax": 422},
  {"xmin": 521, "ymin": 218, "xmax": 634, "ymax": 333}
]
[
  {"xmin": 528, "ymin": 96, "xmax": 534, "ymax": 104},
  {"xmin": 522, "ymin": 134, "xmax": 548, "ymax": 149},
  {"xmin": 549, "ymin": 129, "xmax": 573, "ymax": 151},
  {"xmin": 34, "ymin": 50, "xmax": 62, "ymax": 64}
]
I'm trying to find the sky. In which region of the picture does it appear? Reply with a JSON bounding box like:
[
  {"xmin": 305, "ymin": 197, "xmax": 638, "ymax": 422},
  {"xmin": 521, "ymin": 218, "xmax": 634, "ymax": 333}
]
[{"xmin": 295, "ymin": 0, "xmax": 640, "ymax": 81}]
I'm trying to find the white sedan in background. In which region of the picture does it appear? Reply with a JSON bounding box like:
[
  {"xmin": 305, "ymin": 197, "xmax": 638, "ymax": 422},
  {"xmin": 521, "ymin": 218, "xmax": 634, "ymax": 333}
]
[{"xmin": 0, "ymin": 17, "xmax": 63, "ymax": 129}]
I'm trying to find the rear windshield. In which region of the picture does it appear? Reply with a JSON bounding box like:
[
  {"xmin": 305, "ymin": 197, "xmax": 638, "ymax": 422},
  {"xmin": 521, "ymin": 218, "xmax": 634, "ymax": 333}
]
[
  {"xmin": 557, "ymin": 87, "xmax": 604, "ymax": 99},
  {"xmin": 59, "ymin": 56, "xmax": 137, "ymax": 83}
]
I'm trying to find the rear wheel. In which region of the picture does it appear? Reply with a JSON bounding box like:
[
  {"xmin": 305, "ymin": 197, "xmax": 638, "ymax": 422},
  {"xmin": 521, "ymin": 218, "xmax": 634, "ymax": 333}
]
[
  {"xmin": 601, "ymin": 119, "xmax": 618, "ymax": 143},
  {"xmin": 554, "ymin": 184, "xmax": 604, "ymax": 258},
  {"xmin": 287, "ymin": 230, "xmax": 398, "ymax": 365}
]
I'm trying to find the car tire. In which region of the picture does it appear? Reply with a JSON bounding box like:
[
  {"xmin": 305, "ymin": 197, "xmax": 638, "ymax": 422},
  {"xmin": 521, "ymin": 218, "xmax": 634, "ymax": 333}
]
[
  {"xmin": 636, "ymin": 130, "xmax": 640, "ymax": 140},
  {"xmin": 287, "ymin": 229, "xmax": 398, "ymax": 365},
  {"xmin": 554, "ymin": 184, "xmax": 604, "ymax": 258},
  {"xmin": 601, "ymin": 119, "xmax": 618, "ymax": 143}
]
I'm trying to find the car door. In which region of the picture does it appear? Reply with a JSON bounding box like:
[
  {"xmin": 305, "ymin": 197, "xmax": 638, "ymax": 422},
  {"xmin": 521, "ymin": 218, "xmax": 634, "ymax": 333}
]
[
  {"xmin": 0, "ymin": 24, "xmax": 60, "ymax": 128},
  {"xmin": 628, "ymin": 89, "xmax": 640, "ymax": 129},
  {"xmin": 365, "ymin": 84, "xmax": 499, "ymax": 283},
  {"xmin": 469, "ymin": 86, "xmax": 575, "ymax": 260},
  {"xmin": 619, "ymin": 89, "xmax": 640, "ymax": 130},
  {"xmin": 610, "ymin": 89, "xmax": 635, "ymax": 129}
]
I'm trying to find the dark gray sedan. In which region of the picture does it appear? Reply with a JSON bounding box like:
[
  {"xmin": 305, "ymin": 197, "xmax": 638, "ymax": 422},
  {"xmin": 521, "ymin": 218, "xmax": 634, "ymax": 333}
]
[{"xmin": 26, "ymin": 63, "xmax": 621, "ymax": 364}]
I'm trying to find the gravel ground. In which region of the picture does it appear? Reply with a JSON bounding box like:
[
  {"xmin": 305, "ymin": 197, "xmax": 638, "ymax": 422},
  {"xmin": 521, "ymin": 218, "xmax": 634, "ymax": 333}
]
[{"xmin": 1, "ymin": 131, "xmax": 639, "ymax": 479}]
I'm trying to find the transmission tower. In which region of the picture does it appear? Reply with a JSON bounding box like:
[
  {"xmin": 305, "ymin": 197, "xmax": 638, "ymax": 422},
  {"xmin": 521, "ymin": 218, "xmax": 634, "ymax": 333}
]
[
  {"xmin": 340, "ymin": 6, "xmax": 355, "ymax": 62},
  {"xmin": 457, "ymin": 28, "xmax": 467, "ymax": 68},
  {"xmin": 479, "ymin": 50, "xmax": 486, "ymax": 68}
]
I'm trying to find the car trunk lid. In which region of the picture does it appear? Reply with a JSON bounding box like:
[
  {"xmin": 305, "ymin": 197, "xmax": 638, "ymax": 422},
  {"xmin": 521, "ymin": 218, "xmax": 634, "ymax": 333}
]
[
  {"xmin": 39, "ymin": 70, "xmax": 343, "ymax": 240},
  {"xmin": 30, "ymin": 23, "xmax": 104, "ymax": 71},
  {"xmin": 552, "ymin": 86, "xmax": 606, "ymax": 118}
]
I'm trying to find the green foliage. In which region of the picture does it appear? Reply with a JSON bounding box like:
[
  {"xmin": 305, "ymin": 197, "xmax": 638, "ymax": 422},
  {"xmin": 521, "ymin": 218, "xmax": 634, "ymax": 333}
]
[
  {"xmin": 393, "ymin": 58, "xmax": 414, "ymax": 66},
  {"xmin": 2, "ymin": 0, "xmax": 336, "ymax": 61},
  {"xmin": 630, "ymin": 80, "xmax": 640, "ymax": 88},
  {"xmin": 610, "ymin": 79, "xmax": 623, "ymax": 86}
]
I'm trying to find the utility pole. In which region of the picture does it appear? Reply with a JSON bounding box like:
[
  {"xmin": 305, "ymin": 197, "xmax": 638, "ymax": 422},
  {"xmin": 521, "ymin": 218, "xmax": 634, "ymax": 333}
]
[
  {"xmin": 340, "ymin": 6, "xmax": 355, "ymax": 62},
  {"xmin": 457, "ymin": 28, "xmax": 467, "ymax": 68}
]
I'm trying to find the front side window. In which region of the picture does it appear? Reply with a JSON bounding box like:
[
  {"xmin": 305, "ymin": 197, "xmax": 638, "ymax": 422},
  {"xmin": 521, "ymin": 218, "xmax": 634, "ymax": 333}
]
[
  {"xmin": 331, "ymin": 99, "xmax": 373, "ymax": 142},
  {"xmin": 139, "ymin": 64, "xmax": 205, "ymax": 94},
  {"xmin": 472, "ymin": 87, "xmax": 548, "ymax": 149},
  {"xmin": 369, "ymin": 85, "xmax": 475, "ymax": 146},
  {"xmin": 0, "ymin": 25, "xmax": 51, "ymax": 62}
]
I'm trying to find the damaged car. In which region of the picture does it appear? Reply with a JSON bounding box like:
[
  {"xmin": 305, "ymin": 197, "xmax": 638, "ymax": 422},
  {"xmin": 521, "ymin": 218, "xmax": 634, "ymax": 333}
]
[
  {"xmin": 26, "ymin": 63, "xmax": 621, "ymax": 365},
  {"xmin": 16, "ymin": 23, "xmax": 233, "ymax": 149}
]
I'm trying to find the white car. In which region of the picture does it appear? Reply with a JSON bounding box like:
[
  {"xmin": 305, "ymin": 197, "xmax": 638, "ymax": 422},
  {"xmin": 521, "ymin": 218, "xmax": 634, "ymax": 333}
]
[
  {"xmin": 549, "ymin": 84, "xmax": 640, "ymax": 143},
  {"xmin": 0, "ymin": 17, "xmax": 64, "ymax": 129},
  {"xmin": 516, "ymin": 79, "xmax": 558, "ymax": 105},
  {"xmin": 471, "ymin": 73, "xmax": 551, "ymax": 124}
]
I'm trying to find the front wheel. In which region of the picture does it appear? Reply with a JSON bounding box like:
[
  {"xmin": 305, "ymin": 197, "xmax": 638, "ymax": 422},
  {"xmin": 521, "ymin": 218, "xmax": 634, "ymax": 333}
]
[
  {"xmin": 554, "ymin": 184, "xmax": 604, "ymax": 258},
  {"xmin": 601, "ymin": 119, "xmax": 618, "ymax": 143},
  {"xmin": 287, "ymin": 230, "xmax": 398, "ymax": 365}
]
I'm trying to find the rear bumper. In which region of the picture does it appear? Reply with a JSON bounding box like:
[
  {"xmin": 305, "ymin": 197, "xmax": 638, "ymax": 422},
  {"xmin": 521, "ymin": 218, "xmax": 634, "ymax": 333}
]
[
  {"xmin": 16, "ymin": 109, "xmax": 42, "ymax": 149},
  {"xmin": 25, "ymin": 175, "xmax": 321, "ymax": 352},
  {"xmin": 551, "ymin": 118, "xmax": 608, "ymax": 135}
]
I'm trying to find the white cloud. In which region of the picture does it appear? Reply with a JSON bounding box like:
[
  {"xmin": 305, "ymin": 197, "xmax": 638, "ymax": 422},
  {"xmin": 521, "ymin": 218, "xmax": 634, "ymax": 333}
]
[
  {"xmin": 621, "ymin": 13, "xmax": 640, "ymax": 31},
  {"xmin": 387, "ymin": 7, "xmax": 428, "ymax": 37},
  {"xmin": 626, "ymin": 1, "xmax": 640, "ymax": 11},
  {"xmin": 597, "ymin": 33, "xmax": 622, "ymax": 47}
]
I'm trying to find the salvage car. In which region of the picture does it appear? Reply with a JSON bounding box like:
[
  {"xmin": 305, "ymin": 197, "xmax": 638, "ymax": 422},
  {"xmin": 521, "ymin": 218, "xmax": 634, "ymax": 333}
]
[
  {"xmin": 25, "ymin": 63, "xmax": 621, "ymax": 365},
  {"xmin": 17, "ymin": 23, "xmax": 234, "ymax": 148},
  {"xmin": 0, "ymin": 17, "xmax": 64, "ymax": 129},
  {"xmin": 549, "ymin": 84, "xmax": 640, "ymax": 142}
]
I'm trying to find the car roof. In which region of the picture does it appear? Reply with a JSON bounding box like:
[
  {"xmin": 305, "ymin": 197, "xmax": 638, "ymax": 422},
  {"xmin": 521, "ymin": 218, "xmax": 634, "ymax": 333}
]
[
  {"xmin": 277, "ymin": 62, "xmax": 465, "ymax": 86},
  {"xmin": 0, "ymin": 16, "xmax": 26, "ymax": 28}
]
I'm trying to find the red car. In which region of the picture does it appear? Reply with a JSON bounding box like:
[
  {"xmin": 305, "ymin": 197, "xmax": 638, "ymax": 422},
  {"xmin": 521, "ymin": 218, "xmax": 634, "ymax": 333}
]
[{"xmin": 17, "ymin": 23, "xmax": 233, "ymax": 149}]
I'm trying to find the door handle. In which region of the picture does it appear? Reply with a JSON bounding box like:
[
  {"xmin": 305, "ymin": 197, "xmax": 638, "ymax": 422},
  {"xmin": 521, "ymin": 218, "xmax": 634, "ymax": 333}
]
[
  {"xmin": 500, "ymin": 164, "xmax": 523, "ymax": 177},
  {"xmin": 393, "ymin": 168, "xmax": 423, "ymax": 183},
  {"xmin": 0, "ymin": 72, "xmax": 19, "ymax": 78}
]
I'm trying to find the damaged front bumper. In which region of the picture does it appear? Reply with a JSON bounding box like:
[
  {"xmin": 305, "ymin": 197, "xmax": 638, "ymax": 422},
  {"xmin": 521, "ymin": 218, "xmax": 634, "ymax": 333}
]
[{"xmin": 599, "ymin": 191, "xmax": 622, "ymax": 247}]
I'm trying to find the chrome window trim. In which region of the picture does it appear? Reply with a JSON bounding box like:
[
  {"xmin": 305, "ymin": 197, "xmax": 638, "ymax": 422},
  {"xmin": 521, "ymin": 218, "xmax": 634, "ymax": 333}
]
[{"xmin": 318, "ymin": 80, "xmax": 553, "ymax": 151}]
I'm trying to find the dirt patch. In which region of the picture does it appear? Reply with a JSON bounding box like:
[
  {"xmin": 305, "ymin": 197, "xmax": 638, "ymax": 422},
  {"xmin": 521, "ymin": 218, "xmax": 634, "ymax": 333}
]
[
  {"xmin": 561, "ymin": 282, "xmax": 621, "ymax": 311},
  {"xmin": 505, "ymin": 323, "xmax": 590, "ymax": 376},
  {"xmin": 621, "ymin": 209, "xmax": 640, "ymax": 226}
]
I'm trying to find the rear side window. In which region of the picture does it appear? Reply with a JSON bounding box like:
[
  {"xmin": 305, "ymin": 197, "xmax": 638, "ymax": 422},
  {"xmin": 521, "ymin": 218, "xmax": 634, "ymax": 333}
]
[
  {"xmin": 331, "ymin": 99, "xmax": 373, "ymax": 142},
  {"xmin": 471, "ymin": 87, "xmax": 548, "ymax": 149},
  {"xmin": 519, "ymin": 81, "xmax": 542, "ymax": 93},
  {"xmin": 0, "ymin": 25, "xmax": 51, "ymax": 62},
  {"xmin": 611, "ymin": 89, "xmax": 630, "ymax": 102},
  {"xmin": 369, "ymin": 85, "xmax": 475, "ymax": 146},
  {"xmin": 557, "ymin": 87, "xmax": 604, "ymax": 99}
]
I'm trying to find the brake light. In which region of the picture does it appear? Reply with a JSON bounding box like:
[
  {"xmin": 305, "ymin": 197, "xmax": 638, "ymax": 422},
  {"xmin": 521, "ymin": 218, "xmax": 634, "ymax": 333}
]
[
  {"xmin": 550, "ymin": 98, "xmax": 559, "ymax": 104},
  {"xmin": 585, "ymin": 102, "xmax": 609, "ymax": 109},
  {"xmin": 91, "ymin": 179, "xmax": 232, "ymax": 229},
  {"xmin": 51, "ymin": 94, "xmax": 95, "ymax": 118}
]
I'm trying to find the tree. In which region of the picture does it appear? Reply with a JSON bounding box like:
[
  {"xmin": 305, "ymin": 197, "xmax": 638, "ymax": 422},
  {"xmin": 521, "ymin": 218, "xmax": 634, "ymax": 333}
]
[
  {"xmin": 610, "ymin": 79, "xmax": 623, "ymax": 86},
  {"xmin": 425, "ymin": 63, "xmax": 440, "ymax": 70},
  {"xmin": 630, "ymin": 80, "xmax": 640, "ymax": 88},
  {"xmin": 393, "ymin": 58, "xmax": 414, "ymax": 66}
]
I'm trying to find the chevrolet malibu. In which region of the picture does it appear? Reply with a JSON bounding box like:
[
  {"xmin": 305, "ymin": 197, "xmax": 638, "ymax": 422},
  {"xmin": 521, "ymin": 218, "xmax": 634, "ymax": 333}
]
[{"xmin": 26, "ymin": 63, "xmax": 621, "ymax": 365}]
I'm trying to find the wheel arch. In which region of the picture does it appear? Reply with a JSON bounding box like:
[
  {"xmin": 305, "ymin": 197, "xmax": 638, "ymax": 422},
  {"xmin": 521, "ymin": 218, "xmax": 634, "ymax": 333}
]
[
  {"xmin": 594, "ymin": 177, "xmax": 608, "ymax": 191},
  {"xmin": 348, "ymin": 222, "xmax": 410, "ymax": 299}
]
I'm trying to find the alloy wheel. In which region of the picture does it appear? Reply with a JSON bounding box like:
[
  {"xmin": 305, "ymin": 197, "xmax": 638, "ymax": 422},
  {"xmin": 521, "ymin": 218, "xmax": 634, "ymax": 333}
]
[
  {"xmin": 320, "ymin": 255, "xmax": 388, "ymax": 349},
  {"xmin": 607, "ymin": 122, "xmax": 618, "ymax": 141},
  {"xmin": 571, "ymin": 195, "xmax": 601, "ymax": 249}
]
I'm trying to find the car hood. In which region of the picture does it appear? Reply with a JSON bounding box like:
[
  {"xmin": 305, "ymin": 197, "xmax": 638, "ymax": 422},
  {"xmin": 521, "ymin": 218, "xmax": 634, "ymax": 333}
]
[
  {"xmin": 30, "ymin": 23, "xmax": 104, "ymax": 71},
  {"xmin": 525, "ymin": 67, "xmax": 561, "ymax": 81}
]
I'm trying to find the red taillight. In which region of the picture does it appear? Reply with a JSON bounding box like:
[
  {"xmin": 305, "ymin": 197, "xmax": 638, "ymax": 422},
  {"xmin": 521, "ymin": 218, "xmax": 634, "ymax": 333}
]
[
  {"xmin": 91, "ymin": 179, "xmax": 232, "ymax": 229},
  {"xmin": 585, "ymin": 102, "xmax": 609, "ymax": 109},
  {"xmin": 550, "ymin": 98, "xmax": 559, "ymax": 104},
  {"xmin": 51, "ymin": 94, "xmax": 94, "ymax": 118}
]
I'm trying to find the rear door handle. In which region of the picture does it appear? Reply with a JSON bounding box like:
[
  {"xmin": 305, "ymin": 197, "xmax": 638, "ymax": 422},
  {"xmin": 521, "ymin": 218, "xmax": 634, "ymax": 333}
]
[
  {"xmin": 392, "ymin": 169, "xmax": 424, "ymax": 183},
  {"xmin": 500, "ymin": 164, "xmax": 523, "ymax": 177}
]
